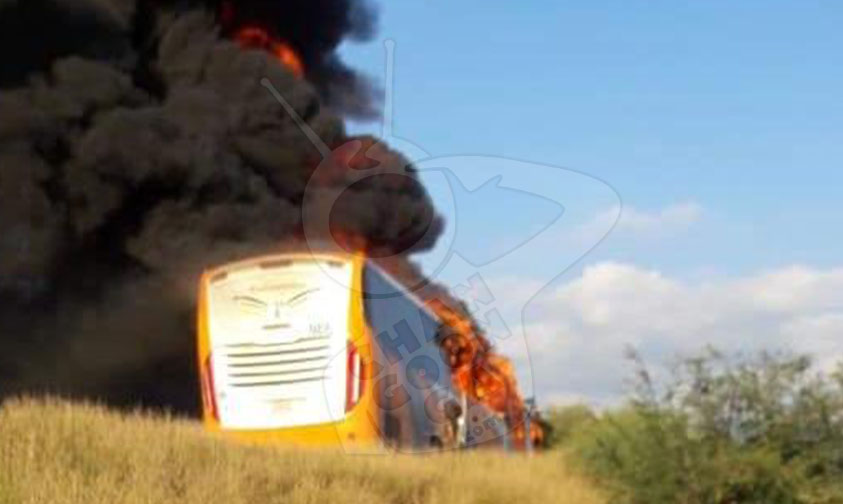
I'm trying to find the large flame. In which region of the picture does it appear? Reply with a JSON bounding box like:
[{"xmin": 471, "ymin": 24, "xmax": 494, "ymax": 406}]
[{"xmin": 427, "ymin": 299, "xmax": 544, "ymax": 449}]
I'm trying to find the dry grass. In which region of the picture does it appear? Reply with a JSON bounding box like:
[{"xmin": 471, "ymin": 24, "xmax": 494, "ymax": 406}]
[{"xmin": 0, "ymin": 398, "xmax": 604, "ymax": 504}]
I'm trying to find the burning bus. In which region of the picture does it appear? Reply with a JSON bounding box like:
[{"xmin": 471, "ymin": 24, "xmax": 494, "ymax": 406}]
[
  {"xmin": 0, "ymin": 0, "xmax": 542, "ymax": 449},
  {"xmin": 197, "ymin": 252, "xmax": 469, "ymax": 450}
]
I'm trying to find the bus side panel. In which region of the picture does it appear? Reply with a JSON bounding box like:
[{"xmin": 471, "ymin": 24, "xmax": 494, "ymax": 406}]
[{"xmin": 362, "ymin": 264, "xmax": 457, "ymax": 451}]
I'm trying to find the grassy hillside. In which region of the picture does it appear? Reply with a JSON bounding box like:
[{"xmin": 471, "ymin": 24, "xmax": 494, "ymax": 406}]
[{"xmin": 0, "ymin": 398, "xmax": 604, "ymax": 504}]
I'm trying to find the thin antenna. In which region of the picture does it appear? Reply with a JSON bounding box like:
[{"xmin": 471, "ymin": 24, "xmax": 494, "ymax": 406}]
[
  {"xmin": 382, "ymin": 39, "xmax": 396, "ymax": 140},
  {"xmin": 261, "ymin": 78, "xmax": 332, "ymax": 158}
]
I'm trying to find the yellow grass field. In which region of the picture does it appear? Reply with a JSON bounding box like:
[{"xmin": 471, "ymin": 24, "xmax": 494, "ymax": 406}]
[{"xmin": 0, "ymin": 398, "xmax": 604, "ymax": 504}]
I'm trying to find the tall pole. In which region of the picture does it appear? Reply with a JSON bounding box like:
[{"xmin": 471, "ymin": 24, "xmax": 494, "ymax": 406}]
[{"xmin": 524, "ymin": 397, "xmax": 536, "ymax": 455}]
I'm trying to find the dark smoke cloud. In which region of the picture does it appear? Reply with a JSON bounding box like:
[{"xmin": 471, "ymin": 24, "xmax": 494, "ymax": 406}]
[
  {"xmin": 0, "ymin": 0, "xmax": 380, "ymax": 116},
  {"xmin": 0, "ymin": 0, "xmax": 134, "ymax": 86},
  {"xmin": 0, "ymin": 1, "xmax": 442, "ymax": 412}
]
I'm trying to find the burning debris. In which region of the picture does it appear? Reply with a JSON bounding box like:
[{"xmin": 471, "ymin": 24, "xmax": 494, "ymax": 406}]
[{"xmin": 0, "ymin": 0, "xmax": 540, "ymax": 445}]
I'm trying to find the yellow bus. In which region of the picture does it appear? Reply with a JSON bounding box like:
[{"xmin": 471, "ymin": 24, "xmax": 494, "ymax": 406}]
[{"xmin": 197, "ymin": 252, "xmax": 464, "ymax": 451}]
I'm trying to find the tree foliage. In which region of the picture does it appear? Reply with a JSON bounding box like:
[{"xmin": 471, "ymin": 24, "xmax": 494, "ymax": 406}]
[{"xmin": 550, "ymin": 348, "xmax": 843, "ymax": 503}]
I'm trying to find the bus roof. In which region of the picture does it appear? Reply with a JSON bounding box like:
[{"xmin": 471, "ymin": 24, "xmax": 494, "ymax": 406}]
[{"xmin": 202, "ymin": 251, "xmax": 360, "ymax": 279}]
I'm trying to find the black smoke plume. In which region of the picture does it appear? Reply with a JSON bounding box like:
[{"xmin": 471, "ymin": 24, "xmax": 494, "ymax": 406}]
[{"xmin": 0, "ymin": 0, "xmax": 443, "ymax": 412}]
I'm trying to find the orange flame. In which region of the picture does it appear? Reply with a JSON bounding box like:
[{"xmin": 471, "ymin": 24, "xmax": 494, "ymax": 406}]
[
  {"xmin": 233, "ymin": 26, "xmax": 304, "ymax": 78},
  {"xmin": 426, "ymin": 298, "xmax": 543, "ymax": 450}
]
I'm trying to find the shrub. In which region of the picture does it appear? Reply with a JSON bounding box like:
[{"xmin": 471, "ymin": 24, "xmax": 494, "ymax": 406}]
[
  {"xmin": 562, "ymin": 348, "xmax": 843, "ymax": 504},
  {"xmin": 543, "ymin": 404, "xmax": 597, "ymax": 448}
]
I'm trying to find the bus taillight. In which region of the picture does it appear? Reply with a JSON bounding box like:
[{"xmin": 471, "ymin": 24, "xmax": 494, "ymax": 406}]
[
  {"xmin": 202, "ymin": 354, "xmax": 219, "ymax": 421},
  {"xmin": 346, "ymin": 342, "xmax": 364, "ymax": 412}
]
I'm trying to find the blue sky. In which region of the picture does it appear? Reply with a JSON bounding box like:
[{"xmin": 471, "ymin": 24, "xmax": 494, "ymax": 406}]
[{"xmin": 339, "ymin": 1, "xmax": 843, "ymax": 404}]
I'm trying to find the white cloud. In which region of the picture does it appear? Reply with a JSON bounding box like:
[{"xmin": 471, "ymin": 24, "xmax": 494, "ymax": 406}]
[
  {"xmin": 498, "ymin": 262, "xmax": 843, "ymax": 407},
  {"xmin": 781, "ymin": 313, "xmax": 843, "ymax": 371},
  {"xmin": 571, "ymin": 201, "xmax": 703, "ymax": 247},
  {"xmin": 618, "ymin": 201, "xmax": 704, "ymax": 233}
]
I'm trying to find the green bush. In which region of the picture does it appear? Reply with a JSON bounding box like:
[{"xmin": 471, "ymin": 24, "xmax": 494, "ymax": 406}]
[
  {"xmin": 543, "ymin": 404, "xmax": 597, "ymax": 448},
  {"xmin": 559, "ymin": 348, "xmax": 843, "ymax": 504}
]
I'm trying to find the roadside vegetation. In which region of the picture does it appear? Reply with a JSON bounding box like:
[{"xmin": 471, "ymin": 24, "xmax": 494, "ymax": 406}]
[
  {"xmin": 0, "ymin": 398, "xmax": 603, "ymax": 504},
  {"xmin": 7, "ymin": 348, "xmax": 841, "ymax": 503},
  {"xmin": 546, "ymin": 348, "xmax": 843, "ymax": 504}
]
